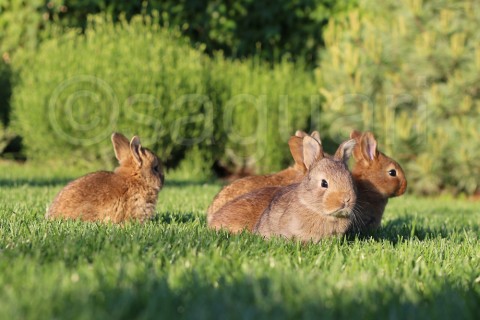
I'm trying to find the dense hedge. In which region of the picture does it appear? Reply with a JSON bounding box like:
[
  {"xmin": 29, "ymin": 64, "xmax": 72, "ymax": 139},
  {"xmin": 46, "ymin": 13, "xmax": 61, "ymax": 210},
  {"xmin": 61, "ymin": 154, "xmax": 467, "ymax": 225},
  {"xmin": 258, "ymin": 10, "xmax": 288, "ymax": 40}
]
[
  {"xmin": 317, "ymin": 0, "xmax": 480, "ymax": 195},
  {"xmin": 41, "ymin": 0, "xmax": 356, "ymax": 63},
  {"xmin": 12, "ymin": 15, "xmax": 317, "ymax": 174},
  {"xmin": 1, "ymin": 0, "xmax": 354, "ymax": 159},
  {"xmin": 0, "ymin": 0, "xmax": 47, "ymax": 156},
  {"xmin": 5, "ymin": 0, "xmax": 480, "ymax": 195},
  {"xmin": 0, "ymin": 0, "xmax": 45, "ymax": 54}
]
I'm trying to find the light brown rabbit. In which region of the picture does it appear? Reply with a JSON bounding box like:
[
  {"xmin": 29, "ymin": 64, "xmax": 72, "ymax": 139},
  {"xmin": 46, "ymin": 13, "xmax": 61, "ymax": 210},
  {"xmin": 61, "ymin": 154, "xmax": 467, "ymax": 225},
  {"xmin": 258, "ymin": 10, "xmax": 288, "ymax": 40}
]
[
  {"xmin": 348, "ymin": 130, "xmax": 407, "ymax": 232},
  {"xmin": 254, "ymin": 136, "xmax": 357, "ymax": 242},
  {"xmin": 46, "ymin": 133, "xmax": 164, "ymax": 223},
  {"xmin": 206, "ymin": 130, "xmax": 320, "ymax": 224},
  {"xmin": 208, "ymin": 132, "xmax": 352, "ymax": 234}
]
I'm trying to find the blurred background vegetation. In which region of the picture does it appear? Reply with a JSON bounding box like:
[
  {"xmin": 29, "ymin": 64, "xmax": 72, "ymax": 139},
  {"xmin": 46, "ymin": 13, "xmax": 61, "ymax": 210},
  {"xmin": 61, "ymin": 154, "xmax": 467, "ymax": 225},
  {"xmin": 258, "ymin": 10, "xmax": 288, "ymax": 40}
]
[{"xmin": 0, "ymin": 0, "xmax": 479, "ymax": 196}]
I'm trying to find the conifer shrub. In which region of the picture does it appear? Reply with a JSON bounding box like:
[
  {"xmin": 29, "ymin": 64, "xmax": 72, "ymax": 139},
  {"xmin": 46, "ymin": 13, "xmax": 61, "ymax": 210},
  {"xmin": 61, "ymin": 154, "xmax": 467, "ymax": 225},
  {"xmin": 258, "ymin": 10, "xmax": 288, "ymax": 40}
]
[{"xmin": 317, "ymin": 0, "xmax": 480, "ymax": 195}]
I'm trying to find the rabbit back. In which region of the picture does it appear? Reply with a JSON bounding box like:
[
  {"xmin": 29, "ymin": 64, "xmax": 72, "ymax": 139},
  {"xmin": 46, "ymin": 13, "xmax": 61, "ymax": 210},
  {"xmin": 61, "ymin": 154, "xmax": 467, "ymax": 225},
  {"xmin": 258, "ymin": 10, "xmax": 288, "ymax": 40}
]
[
  {"xmin": 47, "ymin": 171, "xmax": 158, "ymax": 222},
  {"xmin": 47, "ymin": 172, "xmax": 125, "ymax": 222},
  {"xmin": 209, "ymin": 186, "xmax": 281, "ymax": 233},
  {"xmin": 206, "ymin": 167, "xmax": 303, "ymax": 222},
  {"xmin": 206, "ymin": 133, "xmax": 309, "ymax": 222}
]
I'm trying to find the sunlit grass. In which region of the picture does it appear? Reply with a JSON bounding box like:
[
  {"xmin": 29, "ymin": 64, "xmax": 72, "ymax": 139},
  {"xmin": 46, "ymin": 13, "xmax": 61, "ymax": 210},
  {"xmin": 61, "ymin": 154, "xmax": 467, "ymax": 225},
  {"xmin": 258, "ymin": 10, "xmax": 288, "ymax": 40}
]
[{"xmin": 0, "ymin": 161, "xmax": 479, "ymax": 319}]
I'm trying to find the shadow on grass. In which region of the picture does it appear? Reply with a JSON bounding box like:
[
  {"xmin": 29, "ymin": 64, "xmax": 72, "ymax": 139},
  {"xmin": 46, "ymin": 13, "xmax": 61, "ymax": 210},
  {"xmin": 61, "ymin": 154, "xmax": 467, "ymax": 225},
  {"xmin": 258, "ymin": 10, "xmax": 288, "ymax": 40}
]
[
  {"xmin": 0, "ymin": 178, "xmax": 218, "ymax": 188},
  {"xmin": 0, "ymin": 177, "xmax": 73, "ymax": 188},
  {"xmin": 347, "ymin": 215, "xmax": 479, "ymax": 244},
  {"xmin": 164, "ymin": 179, "xmax": 219, "ymax": 188},
  {"xmin": 43, "ymin": 272, "xmax": 479, "ymax": 320},
  {"xmin": 153, "ymin": 211, "xmax": 200, "ymax": 225}
]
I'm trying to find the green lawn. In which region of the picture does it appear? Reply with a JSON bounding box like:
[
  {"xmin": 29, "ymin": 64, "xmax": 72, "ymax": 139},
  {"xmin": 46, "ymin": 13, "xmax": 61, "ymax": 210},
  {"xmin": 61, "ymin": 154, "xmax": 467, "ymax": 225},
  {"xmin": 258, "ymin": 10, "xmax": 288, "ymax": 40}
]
[{"xmin": 0, "ymin": 161, "xmax": 479, "ymax": 319}]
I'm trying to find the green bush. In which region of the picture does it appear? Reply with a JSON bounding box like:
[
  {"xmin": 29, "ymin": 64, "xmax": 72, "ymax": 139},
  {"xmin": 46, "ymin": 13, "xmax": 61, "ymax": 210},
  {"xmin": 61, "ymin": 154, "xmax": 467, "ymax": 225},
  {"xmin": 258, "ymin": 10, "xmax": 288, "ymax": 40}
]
[
  {"xmin": 12, "ymin": 15, "xmax": 317, "ymax": 174},
  {"xmin": 0, "ymin": 0, "xmax": 46, "ymax": 54},
  {"xmin": 12, "ymin": 15, "xmax": 211, "ymax": 167},
  {"xmin": 0, "ymin": 0, "xmax": 50, "ymax": 157},
  {"xmin": 317, "ymin": 0, "xmax": 480, "ymax": 195},
  {"xmin": 2, "ymin": 0, "xmax": 356, "ymax": 163},
  {"xmin": 208, "ymin": 55, "xmax": 316, "ymax": 172}
]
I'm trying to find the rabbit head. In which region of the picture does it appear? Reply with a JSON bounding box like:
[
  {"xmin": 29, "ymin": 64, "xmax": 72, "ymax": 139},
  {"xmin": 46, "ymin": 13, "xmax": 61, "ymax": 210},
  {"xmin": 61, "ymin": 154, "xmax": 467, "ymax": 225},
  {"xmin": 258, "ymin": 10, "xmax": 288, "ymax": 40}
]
[
  {"xmin": 112, "ymin": 133, "xmax": 164, "ymax": 191},
  {"xmin": 297, "ymin": 136, "xmax": 357, "ymax": 218},
  {"xmin": 350, "ymin": 130, "xmax": 407, "ymax": 198}
]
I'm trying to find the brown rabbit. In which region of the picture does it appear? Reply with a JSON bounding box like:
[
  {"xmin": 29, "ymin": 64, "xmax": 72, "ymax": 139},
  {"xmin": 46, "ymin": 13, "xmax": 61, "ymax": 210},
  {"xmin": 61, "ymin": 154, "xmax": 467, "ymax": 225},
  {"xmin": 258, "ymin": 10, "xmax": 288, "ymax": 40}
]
[
  {"xmin": 254, "ymin": 136, "xmax": 357, "ymax": 242},
  {"xmin": 210, "ymin": 130, "xmax": 407, "ymax": 235},
  {"xmin": 46, "ymin": 133, "xmax": 164, "ymax": 223},
  {"xmin": 208, "ymin": 130, "xmax": 322, "ymax": 233},
  {"xmin": 206, "ymin": 130, "xmax": 320, "ymax": 224},
  {"xmin": 348, "ymin": 130, "xmax": 407, "ymax": 231}
]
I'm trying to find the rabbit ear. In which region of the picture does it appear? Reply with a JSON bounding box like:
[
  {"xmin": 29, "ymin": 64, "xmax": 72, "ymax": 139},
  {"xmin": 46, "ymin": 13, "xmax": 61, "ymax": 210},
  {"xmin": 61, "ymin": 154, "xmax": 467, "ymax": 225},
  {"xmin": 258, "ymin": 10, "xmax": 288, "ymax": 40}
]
[
  {"xmin": 361, "ymin": 132, "xmax": 378, "ymax": 161},
  {"xmin": 310, "ymin": 131, "xmax": 321, "ymax": 144},
  {"xmin": 111, "ymin": 132, "xmax": 131, "ymax": 163},
  {"xmin": 350, "ymin": 130, "xmax": 362, "ymax": 139},
  {"xmin": 295, "ymin": 130, "xmax": 308, "ymax": 138},
  {"xmin": 334, "ymin": 139, "xmax": 356, "ymax": 164},
  {"xmin": 288, "ymin": 136, "xmax": 305, "ymax": 171},
  {"xmin": 129, "ymin": 136, "xmax": 143, "ymax": 166},
  {"xmin": 303, "ymin": 136, "xmax": 324, "ymax": 170}
]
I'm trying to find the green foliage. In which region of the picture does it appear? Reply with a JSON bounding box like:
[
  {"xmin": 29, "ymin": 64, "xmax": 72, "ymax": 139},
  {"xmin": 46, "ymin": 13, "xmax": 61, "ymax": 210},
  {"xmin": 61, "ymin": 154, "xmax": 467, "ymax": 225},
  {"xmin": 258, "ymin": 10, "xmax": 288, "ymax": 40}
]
[
  {"xmin": 0, "ymin": 0, "xmax": 46, "ymax": 54},
  {"xmin": 207, "ymin": 55, "xmax": 315, "ymax": 172},
  {"xmin": 12, "ymin": 15, "xmax": 211, "ymax": 167},
  {"xmin": 317, "ymin": 0, "xmax": 480, "ymax": 195},
  {"xmin": 43, "ymin": 0, "xmax": 357, "ymax": 64},
  {"xmin": 2, "ymin": 0, "xmax": 355, "ymax": 166},
  {"xmin": 1, "ymin": 162, "xmax": 479, "ymax": 318},
  {"xmin": 12, "ymin": 15, "xmax": 316, "ymax": 173},
  {"xmin": 0, "ymin": 0, "xmax": 49, "ymax": 158}
]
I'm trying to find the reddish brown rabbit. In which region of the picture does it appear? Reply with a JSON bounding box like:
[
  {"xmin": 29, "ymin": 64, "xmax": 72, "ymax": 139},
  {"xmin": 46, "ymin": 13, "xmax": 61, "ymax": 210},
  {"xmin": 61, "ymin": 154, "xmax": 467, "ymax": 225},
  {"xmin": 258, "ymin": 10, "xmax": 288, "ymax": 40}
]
[
  {"xmin": 206, "ymin": 131, "xmax": 320, "ymax": 224},
  {"xmin": 46, "ymin": 133, "xmax": 164, "ymax": 223},
  {"xmin": 348, "ymin": 130, "xmax": 407, "ymax": 231},
  {"xmin": 254, "ymin": 136, "xmax": 357, "ymax": 242}
]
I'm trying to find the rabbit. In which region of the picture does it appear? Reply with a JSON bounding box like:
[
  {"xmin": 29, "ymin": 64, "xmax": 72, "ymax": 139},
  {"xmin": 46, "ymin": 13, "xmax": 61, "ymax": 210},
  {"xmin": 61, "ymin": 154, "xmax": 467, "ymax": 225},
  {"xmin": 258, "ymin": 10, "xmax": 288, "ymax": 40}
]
[
  {"xmin": 208, "ymin": 131, "xmax": 325, "ymax": 233},
  {"xmin": 253, "ymin": 136, "xmax": 357, "ymax": 242},
  {"xmin": 206, "ymin": 130, "xmax": 321, "ymax": 224},
  {"xmin": 46, "ymin": 132, "xmax": 164, "ymax": 223},
  {"xmin": 348, "ymin": 130, "xmax": 407, "ymax": 232}
]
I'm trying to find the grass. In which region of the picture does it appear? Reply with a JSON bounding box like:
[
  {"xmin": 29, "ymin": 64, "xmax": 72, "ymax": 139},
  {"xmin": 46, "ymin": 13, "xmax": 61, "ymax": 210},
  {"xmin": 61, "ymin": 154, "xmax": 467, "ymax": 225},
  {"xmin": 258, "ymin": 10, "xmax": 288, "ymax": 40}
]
[{"xmin": 0, "ymin": 161, "xmax": 479, "ymax": 319}]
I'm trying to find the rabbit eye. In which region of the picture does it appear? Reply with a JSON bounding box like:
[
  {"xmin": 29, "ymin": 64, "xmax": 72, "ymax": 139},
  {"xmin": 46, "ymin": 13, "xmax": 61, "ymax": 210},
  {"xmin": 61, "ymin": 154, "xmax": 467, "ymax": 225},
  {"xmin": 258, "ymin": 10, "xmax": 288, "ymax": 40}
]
[
  {"xmin": 321, "ymin": 179, "xmax": 328, "ymax": 188},
  {"xmin": 388, "ymin": 169, "xmax": 397, "ymax": 177}
]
